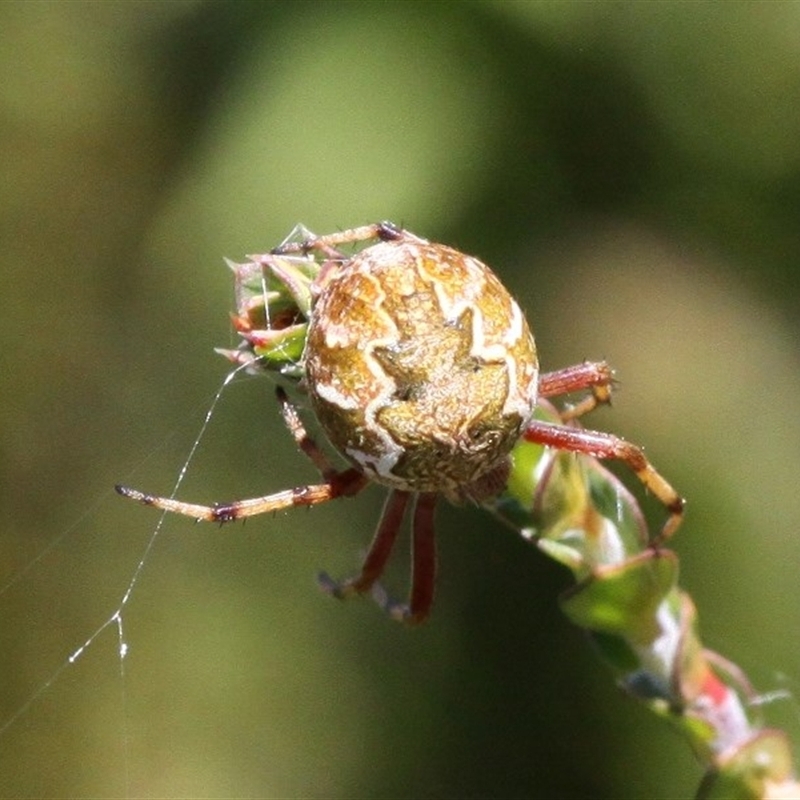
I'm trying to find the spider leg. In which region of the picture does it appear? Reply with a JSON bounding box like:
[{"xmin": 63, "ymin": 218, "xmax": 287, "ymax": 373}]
[
  {"xmin": 115, "ymin": 468, "xmax": 368, "ymax": 523},
  {"xmin": 321, "ymin": 491, "xmax": 439, "ymax": 625},
  {"xmin": 271, "ymin": 221, "xmax": 423, "ymax": 259},
  {"xmin": 275, "ymin": 386, "xmax": 338, "ymax": 478},
  {"xmin": 404, "ymin": 492, "xmax": 438, "ymax": 625},
  {"xmin": 371, "ymin": 492, "xmax": 438, "ymax": 625},
  {"xmin": 318, "ymin": 489, "xmax": 410, "ymax": 599},
  {"xmin": 538, "ymin": 361, "xmax": 615, "ymax": 421},
  {"xmin": 523, "ymin": 421, "xmax": 684, "ymax": 545}
]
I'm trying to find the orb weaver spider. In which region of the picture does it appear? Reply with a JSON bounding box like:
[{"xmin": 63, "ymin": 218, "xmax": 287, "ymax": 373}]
[{"xmin": 117, "ymin": 222, "xmax": 683, "ymax": 624}]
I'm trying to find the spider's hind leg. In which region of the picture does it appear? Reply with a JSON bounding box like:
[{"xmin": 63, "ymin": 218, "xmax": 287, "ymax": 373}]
[{"xmin": 319, "ymin": 490, "xmax": 439, "ymax": 626}]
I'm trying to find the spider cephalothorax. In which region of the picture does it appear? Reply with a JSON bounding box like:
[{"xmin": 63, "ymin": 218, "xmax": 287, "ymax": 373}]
[{"xmin": 117, "ymin": 222, "xmax": 683, "ymax": 624}]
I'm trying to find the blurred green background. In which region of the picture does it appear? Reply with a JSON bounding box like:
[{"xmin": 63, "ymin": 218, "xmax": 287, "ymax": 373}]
[{"xmin": 3, "ymin": 1, "xmax": 800, "ymax": 797}]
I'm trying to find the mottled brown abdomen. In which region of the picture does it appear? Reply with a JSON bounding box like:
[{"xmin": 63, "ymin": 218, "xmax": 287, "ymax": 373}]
[{"xmin": 304, "ymin": 237, "xmax": 538, "ymax": 500}]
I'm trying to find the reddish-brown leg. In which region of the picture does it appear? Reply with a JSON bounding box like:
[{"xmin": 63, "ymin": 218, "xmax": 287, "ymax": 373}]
[
  {"xmin": 404, "ymin": 492, "xmax": 438, "ymax": 625},
  {"xmin": 318, "ymin": 489, "xmax": 410, "ymax": 599},
  {"xmin": 523, "ymin": 421, "xmax": 684, "ymax": 544},
  {"xmin": 325, "ymin": 490, "xmax": 439, "ymax": 626},
  {"xmin": 538, "ymin": 361, "xmax": 615, "ymax": 421}
]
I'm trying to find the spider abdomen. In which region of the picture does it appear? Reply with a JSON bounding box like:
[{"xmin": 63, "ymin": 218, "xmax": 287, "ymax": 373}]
[{"xmin": 304, "ymin": 237, "xmax": 539, "ymax": 500}]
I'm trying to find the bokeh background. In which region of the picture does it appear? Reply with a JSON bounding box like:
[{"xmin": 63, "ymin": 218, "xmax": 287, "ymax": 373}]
[{"xmin": 2, "ymin": 2, "xmax": 800, "ymax": 797}]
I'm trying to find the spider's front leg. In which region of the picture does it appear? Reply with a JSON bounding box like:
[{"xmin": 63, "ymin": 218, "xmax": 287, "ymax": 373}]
[
  {"xmin": 271, "ymin": 221, "xmax": 422, "ymax": 260},
  {"xmin": 523, "ymin": 421, "xmax": 684, "ymax": 545}
]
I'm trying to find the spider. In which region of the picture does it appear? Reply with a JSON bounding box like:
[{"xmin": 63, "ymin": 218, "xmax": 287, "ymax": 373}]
[{"xmin": 117, "ymin": 222, "xmax": 683, "ymax": 624}]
